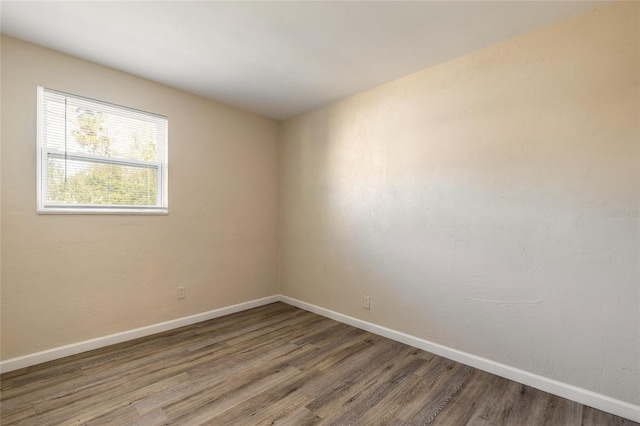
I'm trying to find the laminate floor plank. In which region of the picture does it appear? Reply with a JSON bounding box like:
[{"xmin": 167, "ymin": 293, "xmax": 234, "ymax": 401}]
[
  {"xmin": 0, "ymin": 303, "xmax": 295, "ymax": 391},
  {"xmin": 159, "ymin": 343, "xmax": 317, "ymax": 421},
  {"xmin": 134, "ymin": 342, "xmax": 300, "ymax": 415},
  {"xmin": 1, "ymin": 307, "xmax": 300, "ymax": 406},
  {"xmin": 582, "ymin": 406, "xmax": 639, "ymax": 425},
  {"xmin": 460, "ymin": 374, "xmax": 515, "ymax": 425},
  {"xmin": 290, "ymin": 328, "xmax": 372, "ymax": 372},
  {"xmin": 204, "ymin": 377, "xmax": 314, "ymax": 426},
  {"xmin": 477, "ymin": 381, "xmax": 553, "ymax": 426},
  {"xmin": 355, "ymin": 373, "xmax": 424, "ymax": 426},
  {"xmin": 401, "ymin": 363, "xmax": 474, "ymax": 425},
  {"xmin": 300, "ymin": 341, "xmax": 408, "ymax": 405},
  {"xmin": 382, "ymin": 358, "xmax": 458, "ymax": 422},
  {"xmin": 424, "ymin": 369, "xmax": 499, "ymax": 426},
  {"xmin": 122, "ymin": 408, "xmax": 169, "ymax": 426},
  {"xmin": 1, "ymin": 302, "xmax": 635, "ymax": 426},
  {"xmin": 4, "ymin": 336, "xmax": 255, "ymax": 418},
  {"xmin": 182, "ymin": 308, "xmax": 307, "ymax": 352},
  {"xmin": 541, "ymin": 394, "xmax": 584, "ymax": 426},
  {"xmin": 317, "ymin": 354, "xmax": 427, "ymax": 424},
  {"xmin": 271, "ymin": 406, "xmax": 322, "ymax": 426},
  {"xmin": 26, "ymin": 372, "xmax": 188, "ymax": 426},
  {"xmin": 164, "ymin": 366, "xmax": 301, "ymax": 425}
]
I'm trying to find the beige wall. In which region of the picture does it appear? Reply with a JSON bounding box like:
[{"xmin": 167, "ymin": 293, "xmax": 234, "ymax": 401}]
[
  {"xmin": 280, "ymin": 2, "xmax": 639, "ymax": 405},
  {"xmin": 0, "ymin": 36, "xmax": 280, "ymax": 359}
]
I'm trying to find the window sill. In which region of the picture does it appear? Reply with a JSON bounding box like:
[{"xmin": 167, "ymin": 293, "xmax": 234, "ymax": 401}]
[{"xmin": 37, "ymin": 207, "xmax": 169, "ymax": 215}]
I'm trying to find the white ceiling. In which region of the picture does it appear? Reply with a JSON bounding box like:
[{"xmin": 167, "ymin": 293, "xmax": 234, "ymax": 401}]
[{"xmin": 1, "ymin": 1, "xmax": 609, "ymax": 120}]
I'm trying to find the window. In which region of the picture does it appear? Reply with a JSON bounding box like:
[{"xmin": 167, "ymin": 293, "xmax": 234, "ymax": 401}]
[{"xmin": 37, "ymin": 87, "xmax": 168, "ymax": 214}]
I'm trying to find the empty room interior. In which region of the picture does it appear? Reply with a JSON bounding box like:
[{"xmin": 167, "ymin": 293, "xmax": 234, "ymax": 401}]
[{"xmin": 0, "ymin": 1, "xmax": 638, "ymax": 425}]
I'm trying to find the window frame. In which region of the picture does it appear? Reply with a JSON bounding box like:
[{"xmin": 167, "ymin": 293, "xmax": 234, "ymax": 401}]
[{"xmin": 36, "ymin": 86, "xmax": 169, "ymax": 215}]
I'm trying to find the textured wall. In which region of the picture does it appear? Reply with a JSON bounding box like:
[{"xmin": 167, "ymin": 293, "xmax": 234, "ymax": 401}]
[
  {"xmin": 280, "ymin": 3, "xmax": 639, "ymax": 404},
  {"xmin": 1, "ymin": 36, "xmax": 280, "ymax": 359}
]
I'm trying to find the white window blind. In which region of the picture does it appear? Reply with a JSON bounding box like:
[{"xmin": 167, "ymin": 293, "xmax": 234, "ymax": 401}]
[{"xmin": 37, "ymin": 87, "xmax": 168, "ymax": 214}]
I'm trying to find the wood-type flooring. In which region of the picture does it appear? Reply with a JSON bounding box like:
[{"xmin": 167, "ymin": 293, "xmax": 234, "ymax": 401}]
[{"xmin": 1, "ymin": 302, "xmax": 637, "ymax": 425}]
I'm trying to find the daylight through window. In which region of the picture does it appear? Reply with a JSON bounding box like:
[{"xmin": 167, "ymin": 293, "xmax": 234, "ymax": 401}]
[{"xmin": 37, "ymin": 87, "xmax": 168, "ymax": 213}]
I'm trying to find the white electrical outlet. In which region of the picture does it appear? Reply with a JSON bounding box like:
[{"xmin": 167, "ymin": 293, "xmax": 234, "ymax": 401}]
[
  {"xmin": 177, "ymin": 286, "xmax": 186, "ymax": 299},
  {"xmin": 363, "ymin": 295, "xmax": 371, "ymax": 309}
]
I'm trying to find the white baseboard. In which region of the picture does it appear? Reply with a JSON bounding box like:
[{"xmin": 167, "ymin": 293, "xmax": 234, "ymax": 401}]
[
  {"xmin": 279, "ymin": 295, "xmax": 640, "ymax": 423},
  {"xmin": 0, "ymin": 295, "xmax": 279, "ymax": 374},
  {"xmin": 2, "ymin": 294, "xmax": 637, "ymax": 422}
]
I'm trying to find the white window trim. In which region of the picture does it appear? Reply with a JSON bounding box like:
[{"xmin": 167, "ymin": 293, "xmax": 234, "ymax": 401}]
[{"xmin": 36, "ymin": 86, "xmax": 169, "ymax": 215}]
